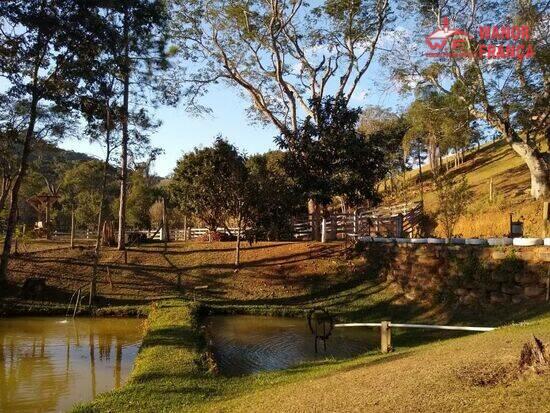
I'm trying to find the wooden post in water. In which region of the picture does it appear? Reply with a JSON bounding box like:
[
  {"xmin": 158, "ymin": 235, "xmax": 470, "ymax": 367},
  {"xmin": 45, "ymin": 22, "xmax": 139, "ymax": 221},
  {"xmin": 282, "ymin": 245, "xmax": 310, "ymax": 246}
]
[{"xmin": 381, "ymin": 321, "xmax": 392, "ymax": 353}]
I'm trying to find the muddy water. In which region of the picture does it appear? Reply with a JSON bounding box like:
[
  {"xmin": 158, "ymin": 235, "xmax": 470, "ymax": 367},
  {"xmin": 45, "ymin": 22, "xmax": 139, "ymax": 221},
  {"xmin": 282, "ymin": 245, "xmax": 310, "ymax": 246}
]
[
  {"xmin": 0, "ymin": 317, "xmax": 143, "ymax": 413},
  {"xmin": 206, "ymin": 315, "xmax": 378, "ymax": 376}
]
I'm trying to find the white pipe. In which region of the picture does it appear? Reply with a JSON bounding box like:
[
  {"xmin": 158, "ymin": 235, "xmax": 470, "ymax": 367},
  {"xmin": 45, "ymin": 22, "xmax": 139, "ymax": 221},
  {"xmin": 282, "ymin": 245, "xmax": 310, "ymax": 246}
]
[
  {"xmin": 335, "ymin": 323, "xmax": 381, "ymax": 328},
  {"xmin": 334, "ymin": 323, "xmax": 495, "ymax": 332}
]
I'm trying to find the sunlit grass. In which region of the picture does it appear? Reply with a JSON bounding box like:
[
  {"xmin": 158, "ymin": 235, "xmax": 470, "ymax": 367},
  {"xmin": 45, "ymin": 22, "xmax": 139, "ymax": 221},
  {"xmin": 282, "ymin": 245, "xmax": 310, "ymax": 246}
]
[{"xmin": 73, "ymin": 300, "xmax": 550, "ymax": 413}]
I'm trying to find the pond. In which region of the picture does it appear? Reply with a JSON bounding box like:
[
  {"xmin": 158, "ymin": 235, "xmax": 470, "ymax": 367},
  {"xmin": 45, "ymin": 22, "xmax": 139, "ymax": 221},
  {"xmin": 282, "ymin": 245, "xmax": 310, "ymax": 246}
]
[
  {"xmin": 206, "ymin": 315, "xmax": 378, "ymax": 376},
  {"xmin": 0, "ymin": 317, "xmax": 144, "ymax": 413}
]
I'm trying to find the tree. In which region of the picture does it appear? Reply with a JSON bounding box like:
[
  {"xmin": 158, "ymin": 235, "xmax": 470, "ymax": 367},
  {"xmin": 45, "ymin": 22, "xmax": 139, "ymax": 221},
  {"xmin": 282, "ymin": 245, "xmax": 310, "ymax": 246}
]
[
  {"xmin": 277, "ymin": 96, "xmax": 391, "ymax": 211},
  {"xmin": 0, "ymin": 0, "xmax": 107, "ymax": 282},
  {"xmin": 171, "ymin": 0, "xmax": 391, "ymax": 234},
  {"xmin": 126, "ymin": 166, "xmax": 159, "ymax": 230},
  {"xmin": 170, "ymin": 138, "xmax": 248, "ymax": 266},
  {"xmin": 434, "ymin": 174, "xmax": 473, "ymax": 239},
  {"xmin": 171, "ymin": 0, "xmax": 391, "ymax": 139},
  {"xmin": 107, "ymin": 0, "xmax": 169, "ymax": 251},
  {"xmin": 0, "ymin": 129, "xmax": 19, "ymax": 215},
  {"xmin": 391, "ymin": 1, "xmax": 548, "ymax": 199},
  {"xmin": 402, "ymin": 129, "xmax": 428, "ymax": 201},
  {"xmin": 246, "ymin": 151, "xmax": 306, "ymax": 240},
  {"xmin": 359, "ymin": 107, "xmax": 409, "ymax": 196},
  {"xmin": 61, "ymin": 160, "xmax": 118, "ymax": 232}
]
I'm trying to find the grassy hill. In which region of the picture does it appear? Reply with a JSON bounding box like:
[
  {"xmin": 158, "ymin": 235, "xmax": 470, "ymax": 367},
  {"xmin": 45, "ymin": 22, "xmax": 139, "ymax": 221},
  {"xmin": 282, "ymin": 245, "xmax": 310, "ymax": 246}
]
[
  {"xmin": 382, "ymin": 139, "xmax": 547, "ymax": 238},
  {"xmin": 74, "ymin": 300, "xmax": 550, "ymax": 413}
]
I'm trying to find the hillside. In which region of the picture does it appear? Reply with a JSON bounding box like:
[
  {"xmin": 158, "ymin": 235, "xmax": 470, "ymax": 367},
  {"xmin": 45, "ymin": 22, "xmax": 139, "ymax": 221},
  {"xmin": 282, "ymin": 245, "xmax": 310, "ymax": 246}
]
[
  {"xmin": 383, "ymin": 139, "xmax": 547, "ymax": 238},
  {"xmin": 74, "ymin": 300, "xmax": 550, "ymax": 413}
]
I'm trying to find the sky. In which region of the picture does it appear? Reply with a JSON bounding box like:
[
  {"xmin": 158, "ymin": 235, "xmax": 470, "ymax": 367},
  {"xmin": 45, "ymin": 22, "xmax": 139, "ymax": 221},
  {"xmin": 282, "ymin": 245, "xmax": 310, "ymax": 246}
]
[
  {"xmin": 59, "ymin": 62, "xmax": 407, "ymax": 178},
  {"xmin": 2, "ymin": 4, "xmax": 416, "ymax": 179}
]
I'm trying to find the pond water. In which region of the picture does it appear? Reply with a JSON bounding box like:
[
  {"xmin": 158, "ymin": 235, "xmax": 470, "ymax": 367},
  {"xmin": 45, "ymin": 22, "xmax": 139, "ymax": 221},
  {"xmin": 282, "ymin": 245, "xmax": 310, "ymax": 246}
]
[
  {"xmin": 206, "ymin": 315, "xmax": 378, "ymax": 376},
  {"xmin": 0, "ymin": 317, "xmax": 144, "ymax": 413}
]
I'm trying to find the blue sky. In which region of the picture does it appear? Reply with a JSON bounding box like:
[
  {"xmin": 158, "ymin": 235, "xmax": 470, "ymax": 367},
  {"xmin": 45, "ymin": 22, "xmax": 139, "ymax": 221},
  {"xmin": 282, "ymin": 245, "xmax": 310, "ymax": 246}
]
[{"xmin": 60, "ymin": 61, "xmax": 407, "ymax": 178}]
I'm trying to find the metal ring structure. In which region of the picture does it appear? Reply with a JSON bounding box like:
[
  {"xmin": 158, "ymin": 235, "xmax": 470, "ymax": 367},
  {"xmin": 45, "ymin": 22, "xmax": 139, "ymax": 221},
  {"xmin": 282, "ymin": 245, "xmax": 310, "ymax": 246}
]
[{"xmin": 307, "ymin": 309, "xmax": 334, "ymax": 353}]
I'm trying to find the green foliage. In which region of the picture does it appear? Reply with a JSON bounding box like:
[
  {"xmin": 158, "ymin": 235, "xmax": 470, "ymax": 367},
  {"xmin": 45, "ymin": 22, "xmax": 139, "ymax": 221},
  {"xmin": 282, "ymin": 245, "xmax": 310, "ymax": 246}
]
[
  {"xmin": 404, "ymin": 88, "xmax": 476, "ymax": 174},
  {"xmin": 246, "ymin": 151, "xmax": 306, "ymax": 240},
  {"xmin": 434, "ymin": 174, "xmax": 474, "ymax": 239},
  {"xmin": 126, "ymin": 167, "xmax": 160, "ymax": 229},
  {"xmin": 61, "ymin": 160, "xmax": 118, "ymax": 229},
  {"xmin": 170, "ymin": 137, "xmax": 247, "ymax": 230},
  {"xmin": 277, "ymin": 95, "xmax": 391, "ymax": 207}
]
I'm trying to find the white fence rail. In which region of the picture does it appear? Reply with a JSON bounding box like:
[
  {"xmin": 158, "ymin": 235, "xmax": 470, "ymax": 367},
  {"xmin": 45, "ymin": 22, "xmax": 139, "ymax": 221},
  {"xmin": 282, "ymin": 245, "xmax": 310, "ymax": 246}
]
[{"xmin": 335, "ymin": 321, "xmax": 496, "ymax": 353}]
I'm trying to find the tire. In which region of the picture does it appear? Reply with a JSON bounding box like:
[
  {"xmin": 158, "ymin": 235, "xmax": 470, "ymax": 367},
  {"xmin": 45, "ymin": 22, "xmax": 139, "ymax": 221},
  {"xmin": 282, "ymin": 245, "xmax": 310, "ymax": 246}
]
[{"xmin": 512, "ymin": 238, "xmax": 543, "ymax": 246}]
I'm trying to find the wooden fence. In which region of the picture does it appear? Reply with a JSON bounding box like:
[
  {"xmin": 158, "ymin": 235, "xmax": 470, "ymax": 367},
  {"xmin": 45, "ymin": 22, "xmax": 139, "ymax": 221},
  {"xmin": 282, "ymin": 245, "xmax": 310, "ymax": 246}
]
[
  {"xmin": 292, "ymin": 202, "xmax": 423, "ymax": 241},
  {"xmin": 45, "ymin": 202, "xmax": 422, "ymax": 244},
  {"xmin": 170, "ymin": 227, "xmax": 243, "ymax": 241}
]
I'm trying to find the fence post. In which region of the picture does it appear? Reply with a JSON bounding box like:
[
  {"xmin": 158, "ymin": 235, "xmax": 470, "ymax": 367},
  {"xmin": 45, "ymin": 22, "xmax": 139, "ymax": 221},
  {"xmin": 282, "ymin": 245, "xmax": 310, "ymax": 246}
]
[
  {"xmin": 396, "ymin": 214, "xmax": 404, "ymax": 238},
  {"xmin": 183, "ymin": 216, "xmax": 188, "ymax": 241},
  {"xmin": 543, "ymin": 201, "xmax": 549, "ymax": 237},
  {"xmin": 353, "ymin": 210, "xmax": 358, "ymax": 234},
  {"xmin": 321, "ymin": 218, "xmax": 327, "ymax": 243},
  {"xmin": 331, "ymin": 215, "xmax": 338, "ymax": 240},
  {"xmin": 381, "ymin": 321, "xmax": 392, "ymax": 353}
]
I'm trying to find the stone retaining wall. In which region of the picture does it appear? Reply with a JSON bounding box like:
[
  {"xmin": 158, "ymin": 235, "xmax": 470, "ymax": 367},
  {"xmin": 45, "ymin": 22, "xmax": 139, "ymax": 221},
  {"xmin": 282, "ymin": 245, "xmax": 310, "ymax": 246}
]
[{"xmin": 357, "ymin": 242, "xmax": 550, "ymax": 306}]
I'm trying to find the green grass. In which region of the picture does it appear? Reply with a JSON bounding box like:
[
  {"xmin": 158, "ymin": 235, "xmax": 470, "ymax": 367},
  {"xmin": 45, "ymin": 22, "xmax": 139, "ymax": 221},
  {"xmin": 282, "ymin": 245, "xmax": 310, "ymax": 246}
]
[
  {"xmin": 384, "ymin": 138, "xmax": 548, "ymax": 237},
  {"xmin": 73, "ymin": 300, "xmax": 550, "ymax": 413}
]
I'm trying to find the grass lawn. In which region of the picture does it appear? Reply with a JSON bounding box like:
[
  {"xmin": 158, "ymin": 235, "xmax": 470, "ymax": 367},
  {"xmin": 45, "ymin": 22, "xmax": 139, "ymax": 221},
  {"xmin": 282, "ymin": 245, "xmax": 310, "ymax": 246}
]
[
  {"xmin": 383, "ymin": 138, "xmax": 548, "ymax": 238},
  {"xmin": 73, "ymin": 300, "xmax": 550, "ymax": 413}
]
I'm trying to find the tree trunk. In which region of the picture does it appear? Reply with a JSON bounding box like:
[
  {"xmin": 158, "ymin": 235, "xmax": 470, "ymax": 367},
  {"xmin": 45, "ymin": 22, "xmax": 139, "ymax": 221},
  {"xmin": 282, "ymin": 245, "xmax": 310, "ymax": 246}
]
[
  {"xmin": 0, "ymin": 94, "xmax": 38, "ymax": 283},
  {"xmin": 235, "ymin": 210, "xmax": 242, "ymax": 268},
  {"xmin": 308, "ymin": 199, "xmax": 321, "ymax": 241},
  {"xmin": 0, "ymin": 177, "xmax": 12, "ymax": 212},
  {"xmin": 418, "ymin": 152, "xmax": 424, "ymax": 202},
  {"xmin": 479, "ymin": 110, "xmax": 550, "ymax": 200},
  {"xmin": 510, "ymin": 141, "xmax": 550, "ymax": 200},
  {"xmin": 117, "ymin": 11, "xmax": 130, "ymax": 251},
  {"xmin": 90, "ymin": 104, "xmax": 112, "ymax": 306},
  {"xmin": 70, "ymin": 208, "xmax": 75, "ymax": 249}
]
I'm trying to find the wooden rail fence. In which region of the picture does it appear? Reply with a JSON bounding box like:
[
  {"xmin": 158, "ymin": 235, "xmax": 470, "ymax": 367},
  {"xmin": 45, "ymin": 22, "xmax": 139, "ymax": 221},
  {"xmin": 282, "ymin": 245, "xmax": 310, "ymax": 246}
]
[{"xmin": 292, "ymin": 201, "xmax": 423, "ymax": 241}]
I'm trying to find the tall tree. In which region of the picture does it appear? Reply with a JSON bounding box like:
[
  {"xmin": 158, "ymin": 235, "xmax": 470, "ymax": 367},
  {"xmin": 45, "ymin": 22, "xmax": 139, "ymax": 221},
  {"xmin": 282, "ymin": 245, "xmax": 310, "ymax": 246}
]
[
  {"xmin": 277, "ymin": 96, "xmax": 391, "ymax": 210},
  {"xmin": 107, "ymin": 1, "xmax": 169, "ymax": 251},
  {"xmin": 171, "ymin": 0, "xmax": 390, "ymax": 139},
  {"xmin": 170, "ymin": 138, "xmax": 248, "ymax": 266},
  {"xmin": 171, "ymin": 0, "xmax": 390, "ymax": 240},
  {"xmin": 359, "ymin": 106, "xmax": 409, "ymax": 195},
  {"xmin": 391, "ymin": 0, "xmax": 549, "ymax": 199},
  {"xmin": 0, "ymin": 0, "xmax": 106, "ymax": 282}
]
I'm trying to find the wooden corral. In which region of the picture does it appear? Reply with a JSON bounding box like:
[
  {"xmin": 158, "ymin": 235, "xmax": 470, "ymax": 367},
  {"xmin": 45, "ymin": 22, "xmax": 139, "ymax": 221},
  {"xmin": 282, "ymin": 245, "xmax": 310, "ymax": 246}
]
[{"xmin": 292, "ymin": 202, "xmax": 423, "ymax": 241}]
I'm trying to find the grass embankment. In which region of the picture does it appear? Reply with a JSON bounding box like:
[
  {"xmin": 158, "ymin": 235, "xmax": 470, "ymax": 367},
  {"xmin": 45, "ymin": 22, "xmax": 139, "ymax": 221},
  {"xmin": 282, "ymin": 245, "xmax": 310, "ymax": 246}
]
[
  {"xmin": 384, "ymin": 139, "xmax": 548, "ymax": 237},
  {"xmin": 4, "ymin": 240, "xmax": 547, "ymax": 326},
  {"xmin": 5, "ymin": 241, "xmax": 360, "ymax": 312},
  {"xmin": 74, "ymin": 300, "xmax": 550, "ymax": 413}
]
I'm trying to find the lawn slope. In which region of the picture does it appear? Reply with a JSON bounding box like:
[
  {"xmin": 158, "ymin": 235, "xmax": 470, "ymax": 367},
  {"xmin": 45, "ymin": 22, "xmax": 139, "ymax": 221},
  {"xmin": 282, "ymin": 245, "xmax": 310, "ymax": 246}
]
[
  {"xmin": 74, "ymin": 300, "xmax": 550, "ymax": 413},
  {"xmin": 384, "ymin": 139, "xmax": 548, "ymax": 238}
]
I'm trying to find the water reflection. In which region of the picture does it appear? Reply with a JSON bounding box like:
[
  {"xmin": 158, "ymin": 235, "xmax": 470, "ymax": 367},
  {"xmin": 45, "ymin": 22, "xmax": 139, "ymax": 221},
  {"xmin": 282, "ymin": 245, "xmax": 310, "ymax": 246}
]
[
  {"xmin": 207, "ymin": 315, "xmax": 378, "ymax": 376},
  {"xmin": 0, "ymin": 317, "xmax": 143, "ymax": 413}
]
